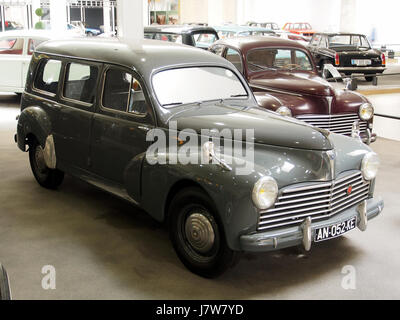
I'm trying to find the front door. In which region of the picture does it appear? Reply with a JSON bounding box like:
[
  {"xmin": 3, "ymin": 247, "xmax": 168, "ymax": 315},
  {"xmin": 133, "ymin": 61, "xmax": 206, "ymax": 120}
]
[{"xmin": 90, "ymin": 66, "xmax": 155, "ymax": 202}]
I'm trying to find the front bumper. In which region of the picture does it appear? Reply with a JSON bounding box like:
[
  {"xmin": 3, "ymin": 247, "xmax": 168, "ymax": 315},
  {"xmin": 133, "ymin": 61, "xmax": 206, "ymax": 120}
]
[
  {"xmin": 360, "ymin": 131, "xmax": 377, "ymax": 144},
  {"xmin": 240, "ymin": 197, "xmax": 384, "ymax": 252}
]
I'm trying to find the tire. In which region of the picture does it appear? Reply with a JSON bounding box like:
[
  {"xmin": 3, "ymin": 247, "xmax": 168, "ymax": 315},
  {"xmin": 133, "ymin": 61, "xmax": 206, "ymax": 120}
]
[
  {"xmin": 168, "ymin": 187, "xmax": 238, "ymax": 278},
  {"xmin": 29, "ymin": 139, "xmax": 64, "ymax": 189},
  {"xmin": 365, "ymin": 76, "xmax": 374, "ymax": 82},
  {"xmin": 87, "ymin": 32, "xmax": 94, "ymax": 37},
  {"xmin": 0, "ymin": 264, "xmax": 11, "ymax": 300}
]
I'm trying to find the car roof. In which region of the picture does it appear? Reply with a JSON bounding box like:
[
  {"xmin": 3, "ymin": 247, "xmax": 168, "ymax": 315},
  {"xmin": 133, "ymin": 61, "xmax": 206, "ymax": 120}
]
[
  {"xmin": 35, "ymin": 38, "xmax": 234, "ymax": 78},
  {"xmin": 0, "ymin": 30, "xmax": 60, "ymax": 39},
  {"xmin": 214, "ymin": 25, "xmax": 275, "ymax": 32},
  {"xmin": 144, "ymin": 25, "xmax": 217, "ymax": 34},
  {"xmin": 214, "ymin": 36, "xmax": 308, "ymax": 52},
  {"xmin": 315, "ymin": 32, "xmax": 366, "ymax": 37}
]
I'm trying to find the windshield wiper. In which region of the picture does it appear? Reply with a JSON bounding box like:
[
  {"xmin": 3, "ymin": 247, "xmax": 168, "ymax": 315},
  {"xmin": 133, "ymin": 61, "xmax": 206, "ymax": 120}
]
[
  {"xmin": 248, "ymin": 62, "xmax": 276, "ymax": 71},
  {"xmin": 162, "ymin": 102, "xmax": 183, "ymax": 107}
]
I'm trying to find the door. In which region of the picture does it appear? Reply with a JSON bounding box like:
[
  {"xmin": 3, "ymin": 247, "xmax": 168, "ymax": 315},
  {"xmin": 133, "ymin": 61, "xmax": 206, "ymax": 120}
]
[
  {"xmin": 0, "ymin": 36, "xmax": 26, "ymax": 92},
  {"xmin": 55, "ymin": 60, "xmax": 101, "ymax": 169},
  {"xmin": 90, "ymin": 66, "xmax": 155, "ymax": 201}
]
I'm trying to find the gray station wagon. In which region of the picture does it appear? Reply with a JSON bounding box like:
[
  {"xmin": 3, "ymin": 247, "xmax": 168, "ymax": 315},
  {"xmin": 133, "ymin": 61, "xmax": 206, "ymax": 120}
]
[{"xmin": 15, "ymin": 38, "xmax": 384, "ymax": 277}]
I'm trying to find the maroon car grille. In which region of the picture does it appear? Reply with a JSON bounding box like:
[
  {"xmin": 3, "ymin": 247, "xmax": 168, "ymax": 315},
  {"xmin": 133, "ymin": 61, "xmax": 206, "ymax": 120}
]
[
  {"xmin": 258, "ymin": 171, "xmax": 370, "ymax": 232},
  {"xmin": 296, "ymin": 113, "xmax": 368, "ymax": 136}
]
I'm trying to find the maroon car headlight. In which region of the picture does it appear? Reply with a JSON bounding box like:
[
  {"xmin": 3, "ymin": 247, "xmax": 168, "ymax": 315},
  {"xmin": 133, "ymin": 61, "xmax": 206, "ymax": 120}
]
[
  {"xmin": 359, "ymin": 103, "xmax": 374, "ymax": 121},
  {"xmin": 276, "ymin": 106, "xmax": 292, "ymax": 117}
]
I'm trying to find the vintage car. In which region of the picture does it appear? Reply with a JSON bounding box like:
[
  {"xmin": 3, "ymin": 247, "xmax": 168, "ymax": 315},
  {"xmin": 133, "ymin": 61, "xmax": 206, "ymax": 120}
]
[
  {"xmin": 144, "ymin": 25, "xmax": 219, "ymax": 49},
  {"xmin": 309, "ymin": 33, "xmax": 386, "ymax": 81},
  {"xmin": 0, "ymin": 263, "xmax": 11, "ymax": 300},
  {"xmin": 213, "ymin": 25, "xmax": 276, "ymax": 39},
  {"xmin": 0, "ymin": 30, "xmax": 56, "ymax": 94},
  {"xmin": 246, "ymin": 22, "xmax": 280, "ymax": 31},
  {"xmin": 283, "ymin": 22, "xmax": 315, "ymax": 39},
  {"xmin": 16, "ymin": 38, "xmax": 383, "ymax": 277},
  {"xmin": 210, "ymin": 36, "xmax": 377, "ymax": 144},
  {"xmin": 0, "ymin": 20, "xmax": 23, "ymax": 32}
]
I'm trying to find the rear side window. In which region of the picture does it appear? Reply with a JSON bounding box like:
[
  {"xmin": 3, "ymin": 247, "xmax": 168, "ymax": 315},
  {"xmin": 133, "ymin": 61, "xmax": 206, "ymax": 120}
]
[
  {"xmin": 34, "ymin": 59, "xmax": 62, "ymax": 95},
  {"xmin": 0, "ymin": 38, "xmax": 24, "ymax": 55},
  {"xmin": 28, "ymin": 38, "xmax": 47, "ymax": 55},
  {"xmin": 63, "ymin": 62, "xmax": 99, "ymax": 104}
]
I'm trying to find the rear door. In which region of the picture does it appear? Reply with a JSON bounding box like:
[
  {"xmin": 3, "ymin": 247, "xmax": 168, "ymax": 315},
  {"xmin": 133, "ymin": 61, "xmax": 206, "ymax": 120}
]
[
  {"xmin": 0, "ymin": 36, "xmax": 25, "ymax": 91},
  {"xmin": 55, "ymin": 59, "xmax": 101, "ymax": 169}
]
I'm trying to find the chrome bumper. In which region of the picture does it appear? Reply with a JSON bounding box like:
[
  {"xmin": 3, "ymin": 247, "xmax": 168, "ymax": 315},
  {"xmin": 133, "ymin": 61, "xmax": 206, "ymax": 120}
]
[
  {"xmin": 337, "ymin": 66, "xmax": 386, "ymax": 72},
  {"xmin": 240, "ymin": 197, "xmax": 384, "ymax": 252}
]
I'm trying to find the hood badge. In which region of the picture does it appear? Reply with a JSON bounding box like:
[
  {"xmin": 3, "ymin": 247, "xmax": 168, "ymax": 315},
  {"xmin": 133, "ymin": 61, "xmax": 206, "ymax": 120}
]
[{"xmin": 346, "ymin": 185, "xmax": 353, "ymax": 195}]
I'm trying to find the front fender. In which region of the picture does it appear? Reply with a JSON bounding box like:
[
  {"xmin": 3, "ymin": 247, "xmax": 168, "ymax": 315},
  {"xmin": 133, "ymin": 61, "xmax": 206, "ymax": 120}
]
[{"xmin": 17, "ymin": 106, "xmax": 52, "ymax": 151}]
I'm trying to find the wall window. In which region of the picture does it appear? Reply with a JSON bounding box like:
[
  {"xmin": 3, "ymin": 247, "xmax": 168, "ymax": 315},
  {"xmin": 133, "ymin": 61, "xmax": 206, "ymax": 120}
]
[
  {"xmin": 63, "ymin": 63, "xmax": 99, "ymax": 104},
  {"xmin": 102, "ymin": 68, "xmax": 147, "ymax": 115},
  {"xmin": 34, "ymin": 59, "xmax": 62, "ymax": 95}
]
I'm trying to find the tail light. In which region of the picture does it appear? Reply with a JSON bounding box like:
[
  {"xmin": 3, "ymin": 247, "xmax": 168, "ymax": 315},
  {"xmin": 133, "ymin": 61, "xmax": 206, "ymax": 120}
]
[
  {"xmin": 381, "ymin": 53, "xmax": 386, "ymax": 66},
  {"xmin": 335, "ymin": 53, "xmax": 340, "ymax": 66}
]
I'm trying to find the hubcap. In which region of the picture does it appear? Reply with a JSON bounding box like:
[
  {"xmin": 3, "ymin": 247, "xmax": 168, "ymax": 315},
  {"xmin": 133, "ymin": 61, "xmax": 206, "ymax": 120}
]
[
  {"xmin": 185, "ymin": 213, "xmax": 215, "ymax": 254},
  {"xmin": 35, "ymin": 145, "xmax": 47, "ymax": 173}
]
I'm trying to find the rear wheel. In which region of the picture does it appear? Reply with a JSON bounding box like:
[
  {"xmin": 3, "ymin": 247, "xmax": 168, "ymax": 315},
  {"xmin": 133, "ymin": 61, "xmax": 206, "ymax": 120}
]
[
  {"xmin": 168, "ymin": 187, "xmax": 238, "ymax": 278},
  {"xmin": 29, "ymin": 139, "xmax": 64, "ymax": 189},
  {"xmin": 365, "ymin": 76, "xmax": 374, "ymax": 82}
]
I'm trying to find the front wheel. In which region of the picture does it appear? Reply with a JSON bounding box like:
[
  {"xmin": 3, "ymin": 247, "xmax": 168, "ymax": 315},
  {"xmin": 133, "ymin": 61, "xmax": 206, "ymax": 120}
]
[
  {"xmin": 168, "ymin": 187, "xmax": 238, "ymax": 278},
  {"xmin": 29, "ymin": 139, "xmax": 64, "ymax": 189}
]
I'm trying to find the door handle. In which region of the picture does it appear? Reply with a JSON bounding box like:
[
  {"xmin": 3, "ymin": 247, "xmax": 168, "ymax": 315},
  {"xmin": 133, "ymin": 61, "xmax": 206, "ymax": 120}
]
[{"xmin": 138, "ymin": 126, "xmax": 151, "ymax": 132}]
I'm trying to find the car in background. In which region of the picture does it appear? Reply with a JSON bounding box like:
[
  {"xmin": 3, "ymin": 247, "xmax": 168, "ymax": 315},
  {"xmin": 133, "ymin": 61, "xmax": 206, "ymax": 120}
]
[
  {"xmin": 0, "ymin": 30, "xmax": 55, "ymax": 94},
  {"xmin": 0, "ymin": 20, "xmax": 23, "ymax": 32},
  {"xmin": 275, "ymin": 30, "xmax": 309, "ymax": 44},
  {"xmin": 16, "ymin": 37, "xmax": 383, "ymax": 277},
  {"xmin": 214, "ymin": 25, "xmax": 276, "ymax": 39},
  {"xmin": 0, "ymin": 263, "xmax": 11, "ymax": 300},
  {"xmin": 85, "ymin": 27, "xmax": 102, "ymax": 37},
  {"xmin": 283, "ymin": 22, "xmax": 316, "ymax": 39},
  {"xmin": 247, "ymin": 21, "xmax": 280, "ymax": 31},
  {"xmin": 144, "ymin": 25, "xmax": 219, "ymax": 49},
  {"xmin": 309, "ymin": 33, "xmax": 386, "ymax": 82},
  {"xmin": 210, "ymin": 36, "xmax": 377, "ymax": 144}
]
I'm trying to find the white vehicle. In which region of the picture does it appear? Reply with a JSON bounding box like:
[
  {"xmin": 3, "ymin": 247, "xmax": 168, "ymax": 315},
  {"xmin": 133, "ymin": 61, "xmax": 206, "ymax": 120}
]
[{"xmin": 0, "ymin": 30, "xmax": 81, "ymax": 94}]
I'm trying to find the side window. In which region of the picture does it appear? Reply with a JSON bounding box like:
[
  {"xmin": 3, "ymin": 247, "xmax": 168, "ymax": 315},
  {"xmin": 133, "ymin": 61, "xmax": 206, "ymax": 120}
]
[
  {"xmin": 63, "ymin": 62, "xmax": 99, "ymax": 104},
  {"xmin": 193, "ymin": 33, "xmax": 218, "ymax": 48},
  {"xmin": 210, "ymin": 44, "xmax": 224, "ymax": 56},
  {"xmin": 34, "ymin": 59, "xmax": 62, "ymax": 95},
  {"xmin": 28, "ymin": 38, "xmax": 46, "ymax": 55},
  {"xmin": 225, "ymin": 48, "xmax": 243, "ymax": 74},
  {"xmin": 102, "ymin": 68, "xmax": 147, "ymax": 115},
  {"xmin": 310, "ymin": 34, "xmax": 321, "ymax": 46},
  {"xmin": 0, "ymin": 37, "xmax": 24, "ymax": 55},
  {"xmin": 295, "ymin": 50, "xmax": 313, "ymax": 70}
]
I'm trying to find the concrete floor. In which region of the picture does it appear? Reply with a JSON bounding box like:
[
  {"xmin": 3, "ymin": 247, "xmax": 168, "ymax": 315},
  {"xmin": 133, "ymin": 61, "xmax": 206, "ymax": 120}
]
[{"xmin": 0, "ymin": 93, "xmax": 399, "ymax": 299}]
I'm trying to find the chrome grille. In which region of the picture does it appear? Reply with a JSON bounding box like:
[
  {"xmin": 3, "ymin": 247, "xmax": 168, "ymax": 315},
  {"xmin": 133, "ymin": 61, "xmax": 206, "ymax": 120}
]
[
  {"xmin": 296, "ymin": 113, "xmax": 368, "ymax": 136},
  {"xmin": 258, "ymin": 171, "xmax": 370, "ymax": 231}
]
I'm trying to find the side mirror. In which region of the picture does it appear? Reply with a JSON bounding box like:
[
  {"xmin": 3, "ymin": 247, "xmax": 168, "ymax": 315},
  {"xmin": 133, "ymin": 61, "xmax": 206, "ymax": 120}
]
[{"xmin": 0, "ymin": 263, "xmax": 11, "ymax": 300}]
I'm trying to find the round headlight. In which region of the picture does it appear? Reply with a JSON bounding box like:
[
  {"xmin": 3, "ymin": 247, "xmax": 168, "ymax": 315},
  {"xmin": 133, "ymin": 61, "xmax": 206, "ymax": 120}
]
[
  {"xmin": 276, "ymin": 106, "xmax": 292, "ymax": 117},
  {"xmin": 252, "ymin": 176, "xmax": 278, "ymax": 210},
  {"xmin": 359, "ymin": 103, "xmax": 374, "ymax": 121},
  {"xmin": 361, "ymin": 152, "xmax": 380, "ymax": 180}
]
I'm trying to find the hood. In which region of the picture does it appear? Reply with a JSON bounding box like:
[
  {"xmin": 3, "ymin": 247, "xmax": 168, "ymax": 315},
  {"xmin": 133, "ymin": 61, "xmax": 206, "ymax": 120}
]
[
  {"xmin": 249, "ymin": 71, "xmax": 335, "ymax": 97},
  {"xmin": 167, "ymin": 102, "xmax": 333, "ymax": 151}
]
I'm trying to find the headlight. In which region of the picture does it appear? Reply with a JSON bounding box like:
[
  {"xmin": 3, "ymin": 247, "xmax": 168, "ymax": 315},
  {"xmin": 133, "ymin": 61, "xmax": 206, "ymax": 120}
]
[
  {"xmin": 359, "ymin": 103, "xmax": 374, "ymax": 121},
  {"xmin": 252, "ymin": 176, "xmax": 278, "ymax": 210},
  {"xmin": 276, "ymin": 106, "xmax": 292, "ymax": 117},
  {"xmin": 361, "ymin": 152, "xmax": 380, "ymax": 180}
]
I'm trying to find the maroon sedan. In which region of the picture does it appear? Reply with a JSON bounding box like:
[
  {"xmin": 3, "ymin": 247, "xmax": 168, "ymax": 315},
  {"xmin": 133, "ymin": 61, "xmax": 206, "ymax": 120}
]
[{"xmin": 209, "ymin": 36, "xmax": 376, "ymax": 144}]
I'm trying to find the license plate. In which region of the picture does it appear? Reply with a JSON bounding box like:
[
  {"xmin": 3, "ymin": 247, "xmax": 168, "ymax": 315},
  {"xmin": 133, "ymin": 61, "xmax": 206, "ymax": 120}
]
[
  {"xmin": 314, "ymin": 217, "xmax": 357, "ymax": 242},
  {"xmin": 351, "ymin": 59, "xmax": 371, "ymax": 66}
]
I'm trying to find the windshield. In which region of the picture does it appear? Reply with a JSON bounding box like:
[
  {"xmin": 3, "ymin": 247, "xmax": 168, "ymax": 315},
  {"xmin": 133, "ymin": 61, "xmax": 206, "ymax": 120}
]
[
  {"xmin": 247, "ymin": 48, "xmax": 313, "ymax": 72},
  {"xmin": 328, "ymin": 35, "xmax": 371, "ymax": 49},
  {"xmin": 152, "ymin": 67, "xmax": 248, "ymax": 107}
]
